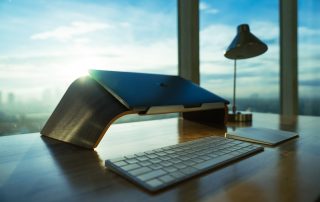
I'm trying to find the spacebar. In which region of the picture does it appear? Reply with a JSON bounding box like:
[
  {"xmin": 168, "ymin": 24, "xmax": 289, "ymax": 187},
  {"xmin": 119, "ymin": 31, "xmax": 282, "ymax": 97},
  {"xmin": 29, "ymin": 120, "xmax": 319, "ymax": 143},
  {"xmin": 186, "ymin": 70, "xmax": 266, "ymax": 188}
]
[{"xmin": 194, "ymin": 154, "xmax": 235, "ymax": 170}]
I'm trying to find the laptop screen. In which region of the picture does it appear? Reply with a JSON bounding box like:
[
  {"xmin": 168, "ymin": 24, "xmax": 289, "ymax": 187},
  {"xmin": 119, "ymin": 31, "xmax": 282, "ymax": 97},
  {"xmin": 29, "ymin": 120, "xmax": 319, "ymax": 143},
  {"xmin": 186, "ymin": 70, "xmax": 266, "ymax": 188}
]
[{"xmin": 89, "ymin": 70, "xmax": 229, "ymax": 111}]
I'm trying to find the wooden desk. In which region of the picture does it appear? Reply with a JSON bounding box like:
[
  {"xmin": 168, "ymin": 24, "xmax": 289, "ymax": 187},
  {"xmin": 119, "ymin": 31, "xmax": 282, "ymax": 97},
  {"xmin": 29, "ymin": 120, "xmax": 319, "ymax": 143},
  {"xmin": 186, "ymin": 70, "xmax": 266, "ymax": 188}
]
[{"xmin": 1, "ymin": 113, "xmax": 320, "ymax": 202}]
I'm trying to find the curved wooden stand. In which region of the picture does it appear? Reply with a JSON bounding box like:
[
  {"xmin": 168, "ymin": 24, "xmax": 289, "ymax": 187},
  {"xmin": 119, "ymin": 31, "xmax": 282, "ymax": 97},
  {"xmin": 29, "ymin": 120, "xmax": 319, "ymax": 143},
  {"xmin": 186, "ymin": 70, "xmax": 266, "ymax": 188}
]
[
  {"xmin": 41, "ymin": 77, "xmax": 133, "ymax": 148},
  {"xmin": 41, "ymin": 76, "xmax": 227, "ymax": 149}
]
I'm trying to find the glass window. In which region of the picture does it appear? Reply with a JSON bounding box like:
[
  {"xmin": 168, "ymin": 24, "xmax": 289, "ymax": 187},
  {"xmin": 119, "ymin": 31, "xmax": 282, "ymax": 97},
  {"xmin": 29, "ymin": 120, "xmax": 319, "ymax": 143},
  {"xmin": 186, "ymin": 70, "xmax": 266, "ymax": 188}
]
[
  {"xmin": 199, "ymin": 0, "xmax": 279, "ymax": 113},
  {"xmin": 298, "ymin": 0, "xmax": 320, "ymax": 116},
  {"xmin": 0, "ymin": 0, "xmax": 177, "ymax": 136}
]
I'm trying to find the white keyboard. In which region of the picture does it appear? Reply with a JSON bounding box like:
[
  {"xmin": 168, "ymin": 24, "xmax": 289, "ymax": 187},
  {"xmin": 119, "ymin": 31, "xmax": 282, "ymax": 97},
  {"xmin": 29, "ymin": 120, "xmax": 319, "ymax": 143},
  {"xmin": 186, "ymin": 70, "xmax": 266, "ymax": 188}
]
[{"xmin": 105, "ymin": 136, "xmax": 263, "ymax": 192}]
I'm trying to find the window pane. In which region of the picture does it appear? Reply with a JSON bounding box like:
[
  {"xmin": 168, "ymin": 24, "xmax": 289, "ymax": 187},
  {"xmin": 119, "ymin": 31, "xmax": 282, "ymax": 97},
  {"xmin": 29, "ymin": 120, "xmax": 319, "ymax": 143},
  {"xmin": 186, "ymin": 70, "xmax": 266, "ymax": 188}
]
[
  {"xmin": 0, "ymin": 0, "xmax": 177, "ymax": 136},
  {"xmin": 298, "ymin": 0, "xmax": 320, "ymax": 116},
  {"xmin": 199, "ymin": 0, "xmax": 279, "ymax": 113}
]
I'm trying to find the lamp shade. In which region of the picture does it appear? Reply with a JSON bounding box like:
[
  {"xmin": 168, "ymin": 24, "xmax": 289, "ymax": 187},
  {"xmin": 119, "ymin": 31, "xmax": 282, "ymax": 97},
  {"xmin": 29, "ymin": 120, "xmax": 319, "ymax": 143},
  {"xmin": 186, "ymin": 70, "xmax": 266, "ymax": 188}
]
[{"xmin": 224, "ymin": 24, "xmax": 268, "ymax": 59}]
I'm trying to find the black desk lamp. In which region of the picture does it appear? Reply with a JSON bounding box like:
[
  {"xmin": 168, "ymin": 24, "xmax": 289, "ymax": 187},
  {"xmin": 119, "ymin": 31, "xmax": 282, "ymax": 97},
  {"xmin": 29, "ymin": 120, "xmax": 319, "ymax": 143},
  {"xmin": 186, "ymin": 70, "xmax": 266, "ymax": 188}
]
[{"xmin": 224, "ymin": 24, "xmax": 268, "ymax": 122}]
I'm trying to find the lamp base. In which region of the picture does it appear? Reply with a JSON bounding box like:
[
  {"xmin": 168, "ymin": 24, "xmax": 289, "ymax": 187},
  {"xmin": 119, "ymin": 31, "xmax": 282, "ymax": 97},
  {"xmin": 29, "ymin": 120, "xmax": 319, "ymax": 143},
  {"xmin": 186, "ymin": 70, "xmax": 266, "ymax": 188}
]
[{"xmin": 228, "ymin": 112, "xmax": 252, "ymax": 122}]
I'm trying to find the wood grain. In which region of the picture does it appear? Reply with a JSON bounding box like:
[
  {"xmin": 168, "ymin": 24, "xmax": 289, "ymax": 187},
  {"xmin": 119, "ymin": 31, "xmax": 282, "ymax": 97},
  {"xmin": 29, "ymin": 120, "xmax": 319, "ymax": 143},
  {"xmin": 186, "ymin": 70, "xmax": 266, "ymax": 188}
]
[
  {"xmin": 41, "ymin": 76, "xmax": 131, "ymax": 149},
  {"xmin": 1, "ymin": 113, "xmax": 320, "ymax": 202}
]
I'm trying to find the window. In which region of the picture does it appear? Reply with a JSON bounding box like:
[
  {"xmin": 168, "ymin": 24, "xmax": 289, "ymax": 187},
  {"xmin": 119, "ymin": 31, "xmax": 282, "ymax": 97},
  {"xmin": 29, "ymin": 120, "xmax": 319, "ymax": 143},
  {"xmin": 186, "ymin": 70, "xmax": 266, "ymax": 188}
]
[
  {"xmin": 199, "ymin": 0, "xmax": 279, "ymax": 113},
  {"xmin": 298, "ymin": 0, "xmax": 320, "ymax": 116},
  {"xmin": 0, "ymin": 0, "xmax": 177, "ymax": 136}
]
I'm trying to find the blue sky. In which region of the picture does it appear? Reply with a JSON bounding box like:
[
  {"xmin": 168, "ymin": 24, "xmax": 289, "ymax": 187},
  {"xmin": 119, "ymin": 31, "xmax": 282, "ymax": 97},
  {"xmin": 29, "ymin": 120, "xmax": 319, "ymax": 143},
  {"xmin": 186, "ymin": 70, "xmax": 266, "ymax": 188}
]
[
  {"xmin": 0, "ymin": 0, "xmax": 178, "ymax": 103},
  {"xmin": 0, "ymin": 0, "xmax": 319, "ymax": 105}
]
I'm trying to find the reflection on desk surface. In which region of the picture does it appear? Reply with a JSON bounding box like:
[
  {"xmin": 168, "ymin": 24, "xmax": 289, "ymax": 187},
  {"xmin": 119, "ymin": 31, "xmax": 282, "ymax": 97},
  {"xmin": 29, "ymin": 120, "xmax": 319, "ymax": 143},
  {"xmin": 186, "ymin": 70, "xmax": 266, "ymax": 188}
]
[{"xmin": 1, "ymin": 113, "xmax": 320, "ymax": 202}]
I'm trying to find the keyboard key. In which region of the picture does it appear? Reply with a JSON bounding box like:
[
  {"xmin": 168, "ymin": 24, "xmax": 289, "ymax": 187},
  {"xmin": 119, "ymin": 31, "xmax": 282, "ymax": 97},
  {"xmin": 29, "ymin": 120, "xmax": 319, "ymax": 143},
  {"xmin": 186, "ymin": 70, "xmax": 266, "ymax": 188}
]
[
  {"xmin": 113, "ymin": 161, "xmax": 127, "ymax": 167},
  {"xmin": 180, "ymin": 167, "xmax": 198, "ymax": 175},
  {"xmin": 147, "ymin": 154, "xmax": 158, "ymax": 158},
  {"xmin": 149, "ymin": 163, "xmax": 163, "ymax": 170},
  {"xmin": 192, "ymin": 158, "xmax": 205, "ymax": 163},
  {"xmin": 199, "ymin": 155, "xmax": 211, "ymax": 161},
  {"xmin": 194, "ymin": 154, "xmax": 235, "ymax": 170},
  {"xmin": 121, "ymin": 163, "xmax": 140, "ymax": 171},
  {"xmin": 178, "ymin": 156, "xmax": 190, "ymax": 161},
  {"xmin": 157, "ymin": 152, "xmax": 167, "ymax": 156},
  {"xmin": 173, "ymin": 163, "xmax": 187, "ymax": 169},
  {"xmin": 159, "ymin": 161, "xmax": 172, "ymax": 167},
  {"xmin": 183, "ymin": 160, "xmax": 196, "ymax": 166},
  {"xmin": 134, "ymin": 152, "xmax": 145, "ymax": 157},
  {"xmin": 169, "ymin": 158, "xmax": 182, "ymax": 163},
  {"xmin": 146, "ymin": 179, "xmax": 163, "ymax": 188},
  {"xmin": 238, "ymin": 142, "xmax": 252, "ymax": 147},
  {"xmin": 125, "ymin": 154, "xmax": 135, "ymax": 159},
  {"xmin": 208, "ymin": 153, "xmax": 219, "ymax": 158},
  {"xmin": 139, "ymin": 161, "xmax": 152, "ymax": 166},
  {"xmin": 159, "ymin": 156, "xmax": 170, "ymax": 161},
  {"xmin": 170, "ymin": 171, "xmax": 184, "ymax": 179},
  {"xmin": 159, "ymin": 175, "xmax": 175, "ymax": 183},
  {"xmin": 136, "ymin": 156, "xmax": 149, "ymax": 161},
  {"xmin": 163, "ymin": 166, "xmax": 178, "ymax": 173},
  {"xmin": 137, "ymin": 169, "xmax": 167, "ymax": 181},
  {"xmin": 150, "ymin": 158, "xmax": 162, "ymax": 163},
  {"xmin": 125, "ymin": 159, "xmax": 139, "ymax": 164},
  {"xmin": 165, "ymin": 150, "xmax": 175, "ymax": 154},
  {"xmin": 129, "ymin": 167, "xmax": 152, "ymax": 176}
]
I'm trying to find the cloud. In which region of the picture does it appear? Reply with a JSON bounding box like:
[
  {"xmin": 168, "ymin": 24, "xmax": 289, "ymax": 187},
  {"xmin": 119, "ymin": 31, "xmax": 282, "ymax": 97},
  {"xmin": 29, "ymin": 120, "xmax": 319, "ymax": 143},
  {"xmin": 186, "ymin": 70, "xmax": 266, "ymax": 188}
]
[
  {"xmin": 199, "ymin": 2, "xmax": 209, "ymax": 10},
  {"xmin": 299, "ymin": 26, "xmax": 320, "ymax": 37},
  {"xmin": 31, "ymin": 21, "xmax": 109, "ymax": 41},
  {"xmin": 250, "ymin": 21, "xmax": 279, "ymax": 41},
  {"xmin": 199, "ymin": 2, "xmax": 219, "ymax": 14},
  {"xmin": 200, "ymin": 24, "xmax": 234, "ymax": 50},
  {"xmin": 300, "ymin": 79, "xmax": 320, "ymax": 87},
  {"xmin": 206, "ymin": 9, "xmax": 219, "ymax": 14}
]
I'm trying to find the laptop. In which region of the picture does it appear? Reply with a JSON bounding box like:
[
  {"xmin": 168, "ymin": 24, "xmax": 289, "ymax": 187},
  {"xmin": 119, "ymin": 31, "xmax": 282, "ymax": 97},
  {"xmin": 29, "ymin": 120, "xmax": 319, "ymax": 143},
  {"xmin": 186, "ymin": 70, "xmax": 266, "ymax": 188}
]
[
  {"xmin": 89, "ymin": 69, "xmax": 229, "ymax": 114},
  {"xmin": 41, "ymin": 69, "xmax": 229, "ymax": 148}
]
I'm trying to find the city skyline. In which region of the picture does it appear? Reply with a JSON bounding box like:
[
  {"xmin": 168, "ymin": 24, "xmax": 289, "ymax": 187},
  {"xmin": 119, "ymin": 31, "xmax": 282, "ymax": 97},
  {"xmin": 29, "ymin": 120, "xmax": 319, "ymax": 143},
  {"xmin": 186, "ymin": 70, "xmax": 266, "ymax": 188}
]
[{"xmin": 0, "ymin": 0, "xmax": 319, "ymax": 105}]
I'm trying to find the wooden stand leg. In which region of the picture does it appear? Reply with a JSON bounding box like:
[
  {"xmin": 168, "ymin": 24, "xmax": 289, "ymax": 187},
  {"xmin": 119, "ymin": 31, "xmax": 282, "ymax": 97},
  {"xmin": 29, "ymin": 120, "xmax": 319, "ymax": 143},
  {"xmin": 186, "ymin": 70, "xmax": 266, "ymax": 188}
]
[{"xmin": 41, "ymin": 76, "xmax": 132, "ymax": 149}]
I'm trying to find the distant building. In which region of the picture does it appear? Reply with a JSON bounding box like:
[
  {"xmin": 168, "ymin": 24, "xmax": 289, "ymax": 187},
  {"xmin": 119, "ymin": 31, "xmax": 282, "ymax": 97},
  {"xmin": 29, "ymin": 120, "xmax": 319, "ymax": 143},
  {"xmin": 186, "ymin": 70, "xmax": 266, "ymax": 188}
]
[
  {"xmin": 8, "ymin": 92, "xmax": 15, "ymax": 106},
  {"xmin": 0, "ymin": 91, "xmax": 2, "ymax": 106}
]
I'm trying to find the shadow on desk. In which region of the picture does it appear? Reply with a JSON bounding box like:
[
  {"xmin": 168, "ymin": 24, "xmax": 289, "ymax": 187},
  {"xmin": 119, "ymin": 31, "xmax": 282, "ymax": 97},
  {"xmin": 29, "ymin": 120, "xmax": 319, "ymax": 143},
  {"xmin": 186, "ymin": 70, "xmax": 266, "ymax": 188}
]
[
  {"xmin": 177, "ymin": 119, "xmax": 227, "ymax": 142},
  {"xmin": 38, "ymin": 123, "xmax": 266, "ymax": 202},
  {"xmin": 38, "ymin": 137, "xmax": 161, "ymax": 201}
]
